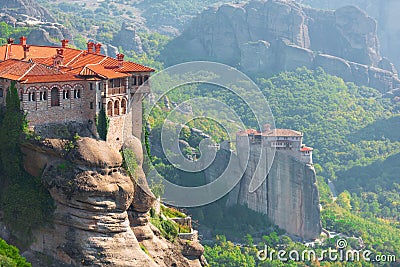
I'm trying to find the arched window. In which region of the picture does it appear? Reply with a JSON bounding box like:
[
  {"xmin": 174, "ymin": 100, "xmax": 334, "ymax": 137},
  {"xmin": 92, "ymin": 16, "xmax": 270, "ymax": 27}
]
[
  {"xmin": 28, "ymin": 92, "xmax": 35, "ymax": 101},
  {"xmin": 77, "ymin": 89, "xmax": 81, "ymax": 98},
  {"xmin": 63, "ymin": 90, "xmax": 69, "ymax": 99},
  {"xmin": 114, "ymin": 100, "xmax": 120, "ymax": 116},
  {"xmin": 51, "ymin": 87, "xmax": 60, "ymax": 106},
  {"xmin": 107, "ymin": 101, "xmax": 113, "ymax": 116},
  {"xmin": 43, "ymin": 91, "xmax": 47, "ymax": 100},
  {"xmin": 121, "ymin": 98, "xmax": 127, "ymax": 114}
]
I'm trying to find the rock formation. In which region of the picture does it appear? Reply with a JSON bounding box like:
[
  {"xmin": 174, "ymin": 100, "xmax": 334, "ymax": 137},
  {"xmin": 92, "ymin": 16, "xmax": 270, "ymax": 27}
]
[
  {"xmin": 12, "ymin": 126, "xmax": 206, "ymax": 266},
  {"xmin": 204, "ymin": 146, "xmax": 321, "ymax": 240},
  {"xmin": 162, "ymin": 0, "xmax": 400, "ymax": 93},
  {"xmin": 112, "ymin": 22, "xmax": 144, "ymax": 54},
  {"xmin": 297, "ymin": 0, "xmax": 400, "ymax": 71},
  {"xmin": 0, "ymin": 0, "xmax": 72, "ymax": 47}
]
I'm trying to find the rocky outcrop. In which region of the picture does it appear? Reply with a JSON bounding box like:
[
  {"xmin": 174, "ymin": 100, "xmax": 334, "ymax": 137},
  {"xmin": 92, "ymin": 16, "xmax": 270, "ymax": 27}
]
[
  {"xmin": 0, "ymin": 0, "xmax": 72, "ymax": 47},
  {"xmin": 18, "ymin": 134, "xmax": 206, "ymax": 267},
  {"xmin": 205, "ymin": 147, "xmax": 321, "ymax": 240},
  {"xmin": 297, "ymin": 0, "xmax": 400, "ymax": 71},
  {"xmin": 0, "ymin": 0, "xmax": 54, "ymax": 22},
  {"xmin": 112, "ymin": 22, "xmax": 144, "ymax": 54},
  {"xmin": 162, "ymin": 0, "xmax": 399, "ymax": 93}
]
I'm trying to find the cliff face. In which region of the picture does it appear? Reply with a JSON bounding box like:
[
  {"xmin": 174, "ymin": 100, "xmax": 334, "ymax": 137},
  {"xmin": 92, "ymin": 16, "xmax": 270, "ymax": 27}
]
[
  {"xmin": 0, "ymin": 0, "xmax": 72, "ymax": 47},
  {"xmin": 298, "ymin": 0, "xmax": 400, "ymax": 71},
  {"xmin": 162, "ymin": 0, "xmax": 399, "ymax": 93},
  {"xmin": 15, "ymin": 133, "xmax": 206, "ymax": 267},
  {"xmin": 206, "ymin": 147, "xmax": 321, "ymax": 240}
]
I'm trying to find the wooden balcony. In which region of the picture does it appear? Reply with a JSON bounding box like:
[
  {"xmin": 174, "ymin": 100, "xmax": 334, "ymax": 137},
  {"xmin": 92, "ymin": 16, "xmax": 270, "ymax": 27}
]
[{"xmin": 107, "ymin": 86, "xmax": 127, "ymax": 96}]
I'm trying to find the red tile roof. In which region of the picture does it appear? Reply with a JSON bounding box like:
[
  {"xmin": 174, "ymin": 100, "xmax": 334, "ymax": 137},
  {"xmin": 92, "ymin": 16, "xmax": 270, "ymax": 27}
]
[
  {"xmin": 80, "ymin": 64, "xmax": 130, "ymax": 79},
  {"xmin": 0, "ymin": 59, "xmax": 84, "ymax": 84},
  {"xmin": 300, "ymin": 146, "xmax": 313, "ymax": 152},
  {"xmin": 0, "ymin": 40, "xmax": 154, "ymax": 82},
  {"xmin": 237, "ymin": 129, "xmax": 262, "ymax": 136}
]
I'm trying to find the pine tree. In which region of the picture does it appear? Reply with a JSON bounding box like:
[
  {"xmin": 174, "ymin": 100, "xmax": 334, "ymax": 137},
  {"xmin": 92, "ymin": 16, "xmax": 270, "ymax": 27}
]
[
  {"xmin": 0, "ymin": 81, "xmax": 26, "ymax": 181},
  {"xmin": 96, "ymin": 107, "xmax": 109, "ymax": 141}
]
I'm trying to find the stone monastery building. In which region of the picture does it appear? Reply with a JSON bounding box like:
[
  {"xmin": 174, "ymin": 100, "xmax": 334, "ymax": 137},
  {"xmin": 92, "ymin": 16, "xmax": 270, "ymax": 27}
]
[
  {"xmin": 237, "ymin": 125, "xmax": 313, "ymax": 164},
  {"xmin": 0, "ymin": 37, "xmax": 154, "ymax": 147}
]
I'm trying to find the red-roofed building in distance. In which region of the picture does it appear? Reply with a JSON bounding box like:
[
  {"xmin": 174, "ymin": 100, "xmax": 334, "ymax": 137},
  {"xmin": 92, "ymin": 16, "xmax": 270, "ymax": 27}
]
[
  {"xmin": 236, "ymin": 124, "xmax": 313, "ymax": 164},
  {"xmin": 0, "ymin": 37, "xmax": 154, "ymax": 148}
]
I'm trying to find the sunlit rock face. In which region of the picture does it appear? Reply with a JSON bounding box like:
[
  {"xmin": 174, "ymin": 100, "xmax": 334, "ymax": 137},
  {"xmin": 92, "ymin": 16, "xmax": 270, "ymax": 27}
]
[
  {"xmin": 27, "ymin": 137, "xmax": 157, "ymax": 267},
  {"xmin": 21, "ymin": 135, "xmax": 206, "ymax": 267},
  {"xmin": 162, "ymin": 0, "xmax": 400, "ymax": 93}
]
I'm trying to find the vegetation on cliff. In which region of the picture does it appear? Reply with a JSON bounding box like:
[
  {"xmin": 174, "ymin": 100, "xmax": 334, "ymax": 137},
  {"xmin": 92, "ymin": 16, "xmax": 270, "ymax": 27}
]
[
  {"xmin": 0, "ymin": 238, "xmax": 30, "ymax": 267},
  {"xmin": 0, "ymin": 82, "xmax": 54, "ymax": 244},
  {"xmin": 96, "ymin": 107, "xmax": 109, "ymax": 141}
]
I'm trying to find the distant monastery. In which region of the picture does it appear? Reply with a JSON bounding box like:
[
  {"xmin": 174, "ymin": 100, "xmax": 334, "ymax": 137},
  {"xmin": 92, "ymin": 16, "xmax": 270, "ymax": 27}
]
[
  {"xmin": 0, "ymin": 37, "xmax": 154, "ymax": 148},
  {"xmin": 237, "ymin": 125, "xmax": 313, "ymax": 164}
]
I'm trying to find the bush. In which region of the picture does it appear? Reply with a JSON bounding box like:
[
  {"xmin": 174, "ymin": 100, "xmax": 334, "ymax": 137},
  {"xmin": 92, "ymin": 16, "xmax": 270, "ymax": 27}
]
[{"xmin": 0, "ymin": 239, "xmax": 31, "ymax": 267}]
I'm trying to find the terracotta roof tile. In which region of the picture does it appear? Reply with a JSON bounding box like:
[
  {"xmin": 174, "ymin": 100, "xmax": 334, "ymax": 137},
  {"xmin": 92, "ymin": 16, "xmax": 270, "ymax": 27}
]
[
  {"xmin": 0, "ymin": 41, "xmax": 154, "ymax": 82},
  {"xmin": 100, "ymin": 57, "xmax": 154, "ymax": 72},
  {"xmin": 300, "ymin": 146, "xmax": 313, "ymax": 152},
  {"xmin": 80, "ymin": 64, "xmax": 130, "ymax": 79},
  {"xmin": 22, "ymin": 73, "xmax": 84, "ymax": 84}
]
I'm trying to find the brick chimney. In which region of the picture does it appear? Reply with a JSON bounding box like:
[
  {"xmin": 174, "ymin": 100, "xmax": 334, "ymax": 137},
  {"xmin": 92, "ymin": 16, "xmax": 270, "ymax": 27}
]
[
  {"xmin": 116, "ymin": 53, "xmax": 124, "ymax": 67},
  {"xmin": 7, "ymin": 38, "xmax": 14, "ymax": 44},
  {"xmin": 23, "ymin": 45, "xmax": 30, "ymax": 59},
  {"xmin": 57, "ymin": 49, "xmax": 64, "ymax": 57},
  {"xmin": 95, "ymin": 43, "xmax": 102, "ymax": 54},
  {"xmin": 19, "ymin": 36, "xmax": 26, "ymax": 46},
  {"xmin": 53, "ymin": 49, "xmax": 64, "ymax": 68},
  {"xmin": 87, "ymin": 42, "xmax": 94, "ymax": 53},
  {"xmin": 61, "ymin": 39, "xmax": 69, "ymax": 48}
]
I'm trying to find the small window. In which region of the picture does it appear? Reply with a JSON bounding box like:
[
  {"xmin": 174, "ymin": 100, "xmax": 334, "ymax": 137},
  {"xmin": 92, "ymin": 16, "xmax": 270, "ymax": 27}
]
[
  {"xmin": 89, "ymin": 83, "xmax": 93, "ymax": 90},
  {"xmin": 98, "ymin": 102, "xmax": 101, "ymax": 109},
  {"xmin": 138, "ymin": 76, "xmax": 143, "ymax": 85},
  {"xmin": 0, "ymin": 89, "xmax": 3, "ymax": 97},
  {"xmin": 90, "ymin": 102, "xmax": 94, "ymax": 109},
  {"xmin": 132, "ymin": 76, "xmax": 137, "ymax": 86},
  {"xmin": 43, "ymin": 91, "xmax": 47, "ymax": 100}
]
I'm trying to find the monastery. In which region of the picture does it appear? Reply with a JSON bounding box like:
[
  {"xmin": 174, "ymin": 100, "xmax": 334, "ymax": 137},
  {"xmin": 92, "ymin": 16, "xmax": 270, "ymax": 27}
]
[{"xmin": 0, "ymin": 37, "xmax": 154, "ymax": 147}]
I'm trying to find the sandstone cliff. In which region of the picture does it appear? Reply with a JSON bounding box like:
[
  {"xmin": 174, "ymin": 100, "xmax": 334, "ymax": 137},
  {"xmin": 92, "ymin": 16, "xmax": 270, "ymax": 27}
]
[
  {"xmin": 205, "ymin": 148, "xmax": 321, "ymax": 240},
  {"xmin": 4, "ymin": 127, "xmax": 206, "ymax": 266},
  {"xmin": 0, "ymin": 0, "xmax": 72, "ymax": 47},
  {"xmin": 162, "ymin": 0, "xmax": 400, "ymax": 93},
  {"xmin": 298, "ymin": 0, "xmax": 400, "ymax": 72}
]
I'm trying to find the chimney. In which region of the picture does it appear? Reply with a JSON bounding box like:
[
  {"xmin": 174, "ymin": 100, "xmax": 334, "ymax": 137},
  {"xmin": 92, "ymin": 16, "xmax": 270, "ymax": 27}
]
[
  {"xmin": 61, "ymin": 39, "xmax": 69, "ymax": 48},
  {"xmin": 95, "ymin": 43, "xmax": 102, "ymax": 54},
  {"xmin": 7, "ymin": 38, "xmax": 14, "ymax": 44},
  {"xmin": 57, "ymin": 48, "xmax": 64, "ymax": 57},
  {"xmin": 19, "ymin": 36, "xmax": 26, "ymax": 46},
  {"xmin": 116, "ymin": 53, "xmax": 124, "ymax": 67},
  {"xmin": 53, "ymin": 49, "xmax": 64, "ymax": 68},
  {"xmin": 23, "ymin": 45, "xmax": 30, "ymax": 59},
  {"xmin": 87, "ymin": 41, "xmax": 94, "ymax": 53}
]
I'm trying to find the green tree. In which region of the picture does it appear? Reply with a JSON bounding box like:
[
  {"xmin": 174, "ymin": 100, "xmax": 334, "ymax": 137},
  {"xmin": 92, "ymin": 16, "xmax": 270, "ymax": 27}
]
[
  {"xmin": 0, "ymin": 81, "xmax": 27, "ymax": 181},
  {"xmin": 96, "ymin": 107, "xmax": 109, "ymax": 141}
]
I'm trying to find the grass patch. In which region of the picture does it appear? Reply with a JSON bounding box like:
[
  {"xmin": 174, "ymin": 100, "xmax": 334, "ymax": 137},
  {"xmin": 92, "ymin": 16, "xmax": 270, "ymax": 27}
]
[{"xmin": 161, "ymin": 205, "xmax": 186, "ymax": 218}]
